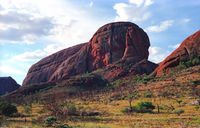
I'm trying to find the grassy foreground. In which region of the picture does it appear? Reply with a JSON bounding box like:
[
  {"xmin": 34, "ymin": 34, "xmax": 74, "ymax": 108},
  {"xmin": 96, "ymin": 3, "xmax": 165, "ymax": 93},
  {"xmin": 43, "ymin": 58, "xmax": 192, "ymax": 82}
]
[
  {"xmin": 1, "ymin": 97, "xmax": 200, "ymax": 128},
  {"xmin": 1, "ymin": 66, "xmax": 200, "ymax": 128}
]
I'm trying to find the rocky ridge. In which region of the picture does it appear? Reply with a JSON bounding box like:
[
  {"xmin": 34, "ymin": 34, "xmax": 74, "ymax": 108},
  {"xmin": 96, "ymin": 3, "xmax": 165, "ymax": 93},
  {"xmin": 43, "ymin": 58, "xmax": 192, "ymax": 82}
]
[
  {"xmin": 0, "ymin": 77, "xmax": 20, "ymax": 95},
  {"xmin": 154, "ymin": 30, "xmax": 200, "ymax": 76},
  {"xmin": 23, "ymin": 22, "xmax": 157, "ymax": 86}
]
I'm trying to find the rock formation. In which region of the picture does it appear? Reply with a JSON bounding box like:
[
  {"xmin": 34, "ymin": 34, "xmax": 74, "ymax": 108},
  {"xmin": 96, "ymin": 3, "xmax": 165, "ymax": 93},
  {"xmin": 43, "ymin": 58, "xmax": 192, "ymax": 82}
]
[
  {"xmin": 23, "ymin": 22, "xmax": 156, "ymax": 86},
  {"xmin": 154, "ymin": 30, "xmax": 200, "ymax": 76},
  {"xmin": 0, "ymin": 77, "xmax": 20, "ymax": 95},
  {"xmin": 22, "ymin": 43, "xmax": 87, "ymax": 85}
]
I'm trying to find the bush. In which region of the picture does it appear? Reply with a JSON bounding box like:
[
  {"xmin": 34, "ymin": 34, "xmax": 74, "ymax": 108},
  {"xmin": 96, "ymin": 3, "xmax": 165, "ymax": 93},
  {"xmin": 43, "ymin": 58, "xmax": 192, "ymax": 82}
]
[
  {"xmin": 22, "ymin": 106, "xmax": 32, "ymax": 115},
  {"xmin": 195, "ymin": 106, "xmax": 199, "ymax": 111},
  {"xmin": 192, "ymin": 57, "xmax": 200, "ymax": 65},
  {"xmin": 176, "ymin": 99, "xmax": 182, "ymax": 106},
  {"xmin": 44, "ymin": 101, "xmax": 77, "ymax": 118},
  {"xmin": 121, "ymin": 107, "xmax": 130, "ymax": 114},
  {"xmin": 61, "ymin": 102, "xmax": 77, "ymax": 115},
  {"xmin": 135, "ymin": 101, "xmax": 155, "ymax": 113},
  {"xmin": 0, "ymin": 101, "xmax": 17, "ymax": 116},
  {"xmin": 172, "ymin": 109, "xmax": 184, "ymax": 116},
  {"xmin": 144, "ymin": 93, "xmax": 153, "ymax": 98},
  {"xmin": 45, "ymin": 116, "xmax": 57, "ymax": 126},
  {"xmin": 181, "ymin": 57, "xmax": 200, "ymax": 68}
]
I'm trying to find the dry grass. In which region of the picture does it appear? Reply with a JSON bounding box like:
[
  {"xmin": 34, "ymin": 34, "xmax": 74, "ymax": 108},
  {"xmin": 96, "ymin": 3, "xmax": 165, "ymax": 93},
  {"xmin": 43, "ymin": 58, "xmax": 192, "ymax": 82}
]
[{"xmin": 1, "ymin": 66, "xmax": 200, "ymax": 128}]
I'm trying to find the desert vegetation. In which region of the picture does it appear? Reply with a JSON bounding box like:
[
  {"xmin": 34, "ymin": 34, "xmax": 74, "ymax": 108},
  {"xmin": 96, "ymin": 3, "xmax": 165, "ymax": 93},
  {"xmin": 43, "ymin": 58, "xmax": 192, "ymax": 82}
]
[{"xmin": 0, "ymin": 64, "xmax": 199, "ymax": 128}]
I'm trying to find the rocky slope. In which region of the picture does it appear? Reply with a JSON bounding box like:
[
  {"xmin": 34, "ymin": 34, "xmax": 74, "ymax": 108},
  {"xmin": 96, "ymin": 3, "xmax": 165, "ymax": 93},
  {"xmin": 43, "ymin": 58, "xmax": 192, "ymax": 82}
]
[
  {"xmin": 154, "ymin": 30, "xmax": 200, "ymax": 76},
  {"xmin": 0, "ymin": 77, "xmax": 20, "ymax": 95},
  {"xmin": 23, "ymin": 22, "xmax": 157, "ymax": 86}
]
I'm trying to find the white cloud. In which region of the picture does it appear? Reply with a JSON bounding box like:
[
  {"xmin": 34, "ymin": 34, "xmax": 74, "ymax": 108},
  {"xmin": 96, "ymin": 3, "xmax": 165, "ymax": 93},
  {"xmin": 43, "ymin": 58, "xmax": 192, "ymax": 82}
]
[
  {"xmin": 168, "ymin": 43, "xmax": 180, "ymax": 49},
  {"xmin": 146, "ymin": 20, "xmax": 174, "ymax": 32},
  {"xmin": 0, "ymin": 11, "xmax": 55, "ymax": 44},
  {"xmin": 129, "ymin": 0, "xmax": 144, "ymax": 7},
  {"xmin": 44, "ymin": 44, "xmax": 64, "ymax": 55},
  {"xmin": 12, "ymin": 50, "xmax": 47, "ymax": 62},
  {"xmin": 129, "ymin": 0, "xmax": 153, "ymax": 7},
  {"xmin": 149, "ymin": 46, "xmax": 170, "ymax": 63},
  {"xmin": 10, "ymin": 43, "xmax": 64, "ymax": 62},
  {"xmin": 89, "ymin": 1, "xmax": 93, "ymax": 7},
  {"xmin": 144, "ymin": 0, "xmax": 154, "ymax": 6},
  {"xmin": 182, "ymin": 18, "xmax": 190, "ymax": 23},
  {"xmin": 113, "ymin": 3, "xmax": 151, "ymax": 22},
  {"xmin": 0, "ymin": 0, "xmax": 106, "ymax": 46},
  {"xmin": 0, "ymin": 65, "xmax": 26, "ymax": 75}
]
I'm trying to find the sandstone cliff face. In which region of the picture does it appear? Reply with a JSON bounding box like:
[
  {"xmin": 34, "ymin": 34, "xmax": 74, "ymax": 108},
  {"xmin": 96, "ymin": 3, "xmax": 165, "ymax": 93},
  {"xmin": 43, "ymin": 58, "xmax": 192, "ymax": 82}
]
[
  {"xmin": 86, "ymin": 22, "xmax": 150, "ymax": 71},
  {"xmin": 23, "ymin": 22, "xmax": 155, "ymax": 86},
  {"xmin": 0, "ymin": 77, "xmax": 20, "ymax": 95},
  {"xmin": 23, "ymin": 43, "xmax": 87, "ymax": 85},
  {"xmin": 154, "ymin": 30, "xmax": 200, "ymax": 76}
]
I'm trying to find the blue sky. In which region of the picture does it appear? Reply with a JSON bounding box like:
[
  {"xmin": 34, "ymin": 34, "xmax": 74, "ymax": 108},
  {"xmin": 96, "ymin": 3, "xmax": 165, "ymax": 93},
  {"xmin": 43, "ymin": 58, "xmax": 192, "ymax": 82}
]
[{"xmin": 0, "ymin": 0, "xmax": 200, "ymax": 85}]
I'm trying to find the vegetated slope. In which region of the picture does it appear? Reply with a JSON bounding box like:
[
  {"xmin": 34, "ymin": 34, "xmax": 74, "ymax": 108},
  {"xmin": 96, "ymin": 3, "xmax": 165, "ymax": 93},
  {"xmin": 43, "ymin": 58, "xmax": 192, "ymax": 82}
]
[
  {"xmin": 154, "ymin": 30, "xmax": 200, "ymax": 76},
  {"xmin": 23, "ymin": 22, "xmax": 157, "ymax": 86},
  {"xmin": 0, "ymin": 77, "xmax": 20, "ymax": 96}
]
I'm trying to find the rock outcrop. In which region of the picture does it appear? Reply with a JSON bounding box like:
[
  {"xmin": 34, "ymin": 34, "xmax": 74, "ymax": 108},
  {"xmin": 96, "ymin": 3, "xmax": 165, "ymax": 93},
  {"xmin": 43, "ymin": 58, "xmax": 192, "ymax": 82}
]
[
  {"xmin": 22, "ymin": 43, "xmax": 87, "ymax": 85},
  {"xmin": 0, "ymin": 77, "xmax": 20, "ymax": 95},
  {"xmin": 23, "ymin": 22, "xmax": 156, "ymax": 86},
  {"xmin": 86, "ymin": 22, "xmax": 150, "ymax": 71},
  {"xmin": 154, "ymin": 30, "xmax": 200, "ymax": 76}
]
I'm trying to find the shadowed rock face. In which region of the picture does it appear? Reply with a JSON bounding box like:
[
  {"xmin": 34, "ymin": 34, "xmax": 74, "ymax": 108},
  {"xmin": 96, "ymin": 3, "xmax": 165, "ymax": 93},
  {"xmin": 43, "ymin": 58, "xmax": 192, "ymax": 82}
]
[
  {"xmin": 154, "ymin": 30, "xmax": 200, "ymax": 76},
  {"xmin": 0, "ymin": 77, "xmax": 20, "ymax": 95},
  {"xmin": 23, "ymin": 22, "xmax": 154, "ymax": 86}
]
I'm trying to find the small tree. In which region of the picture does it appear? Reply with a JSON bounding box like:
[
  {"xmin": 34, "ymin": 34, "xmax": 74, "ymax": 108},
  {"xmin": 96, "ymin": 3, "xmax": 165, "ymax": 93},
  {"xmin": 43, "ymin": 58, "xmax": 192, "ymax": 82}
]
[
  {"xmin": 0, "ymin": 101, "xmax": 17, "ymax": 117},
  {"xmin": 128, "ymin": 90, "xmax": 139, "ymax": 111}
]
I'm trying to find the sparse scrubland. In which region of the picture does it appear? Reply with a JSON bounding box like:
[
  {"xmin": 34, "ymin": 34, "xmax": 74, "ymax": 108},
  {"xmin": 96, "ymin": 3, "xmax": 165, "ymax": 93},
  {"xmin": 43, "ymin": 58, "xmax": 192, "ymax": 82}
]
[{"xmin": 0, "ymin": 64, "xmax": 200, "ymax": 128}]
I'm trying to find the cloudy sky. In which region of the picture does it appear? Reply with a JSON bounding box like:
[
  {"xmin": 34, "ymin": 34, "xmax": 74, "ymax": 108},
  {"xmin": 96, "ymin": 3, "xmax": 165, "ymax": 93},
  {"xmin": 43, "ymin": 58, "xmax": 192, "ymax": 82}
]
[{"xmin": 0, "ymin": 0, "xmax": 200, "ymax": 85}]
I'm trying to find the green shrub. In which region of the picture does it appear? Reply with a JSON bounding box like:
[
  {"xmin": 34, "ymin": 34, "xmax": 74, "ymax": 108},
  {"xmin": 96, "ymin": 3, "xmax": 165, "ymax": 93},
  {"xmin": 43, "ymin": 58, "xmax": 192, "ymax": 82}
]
[
  {"xmin": 192, "ymin": 57, "xmax": 200, "ymax": 65},
  {"xmin": 135, "ymin": 101, "xmax": 155, "ymax": 113},
  {"xmin": 121, "ymin": 107, "xmax": 130, "ymax": 114},
  {"xmin": 45, "ymin": 116, "xmax": 57, "ymax": 126},
  {"xmin": 0, "ymin": 101, "xmax": 17, "ymax": 116},
  {"xmin": 172, "ymin": 109, "xmax": 184, "ymax": 116},
  {"xmin": 144, "ymin": 93, "xmax": 153, "ymax": 98},
  {"xmin": 185, "ymin": 60, "xmax": 193, "ymax": 67},
  {"xmin": 177, "ymin": 62, "xmax": 187, "ymax": 70},
  {"xmin": 180, "ymin": 57, "xmax": 199, "ymax": 68},
  {"xmin": 133, "ymin": 74, "xmax": 152, "ymax": 84},
  {"xmin": 176, "ymin": 99, "xmax": 182, "ymax": 106},
  {"xmin": 195, "ymin": 106, "xmax": 199, "ymax": 111},
  {"xmin": 22, "ymin": 106, "xmax": 32, "ymax": 115}
]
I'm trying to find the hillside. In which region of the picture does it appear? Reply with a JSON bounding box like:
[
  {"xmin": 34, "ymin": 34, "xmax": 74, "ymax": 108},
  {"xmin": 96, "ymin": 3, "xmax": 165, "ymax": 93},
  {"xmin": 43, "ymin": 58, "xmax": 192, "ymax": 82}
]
[
  {"xmin": 1, "ymin": 63, "xmax": 200, "ymax": 128},
  {"xmin": 0, "ymin": 77, "xmax": 20, "ymax": 96}
]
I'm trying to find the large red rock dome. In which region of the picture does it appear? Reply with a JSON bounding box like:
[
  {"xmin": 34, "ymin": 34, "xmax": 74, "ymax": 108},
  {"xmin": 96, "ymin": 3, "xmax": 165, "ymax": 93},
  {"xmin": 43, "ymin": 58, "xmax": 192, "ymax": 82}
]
[{"xmin": 23, "ymin": 22, "xmax": 152, "ymax": 86}]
